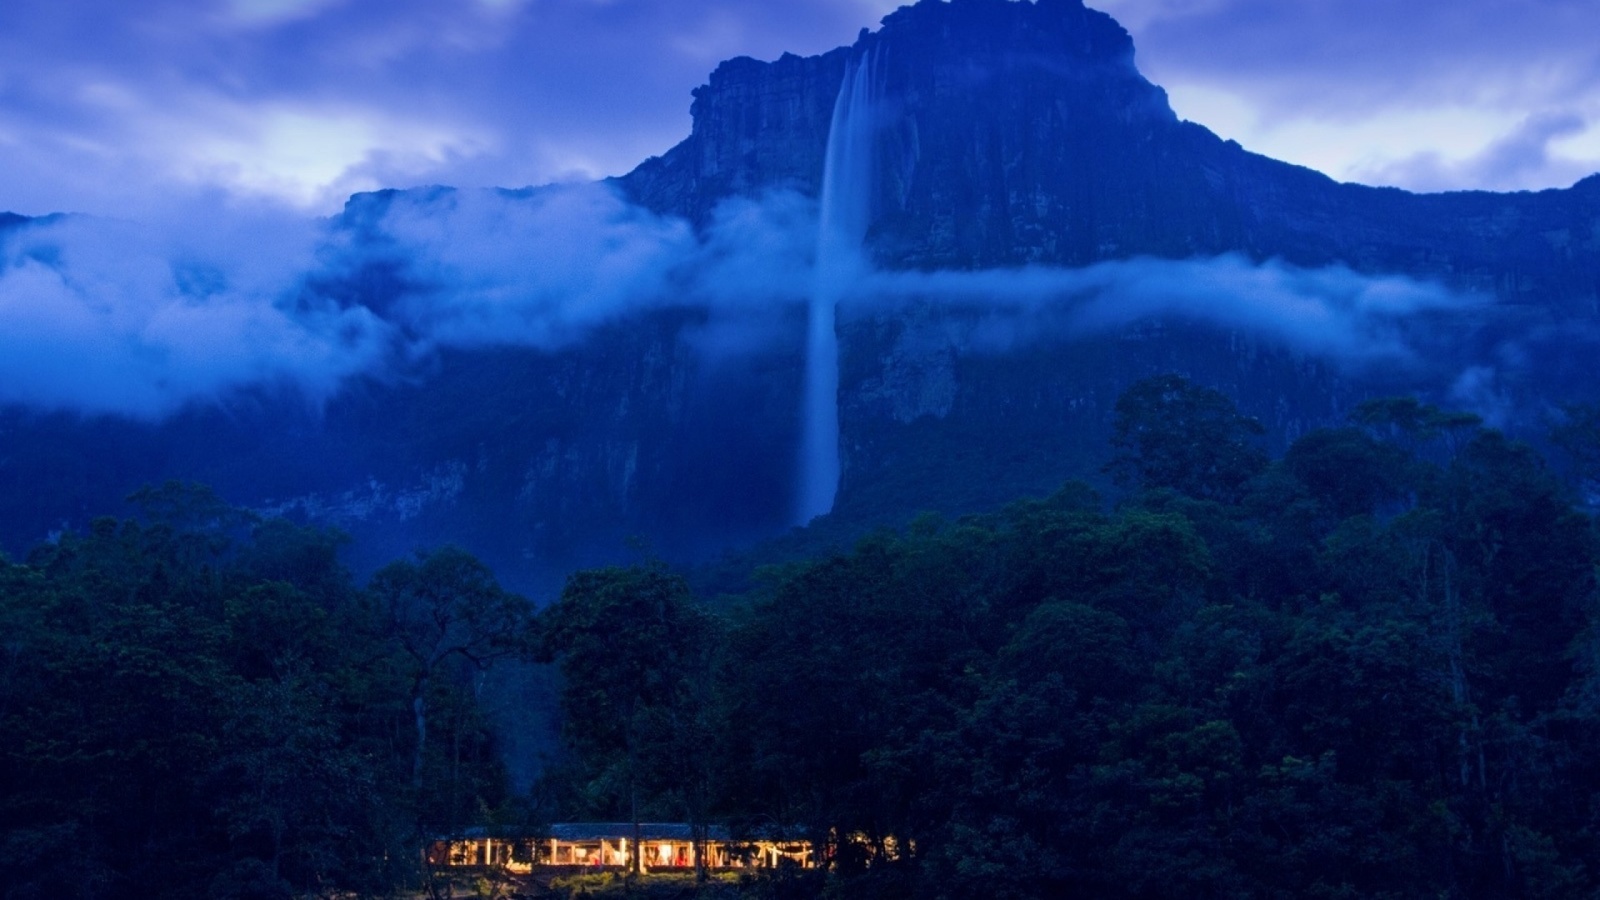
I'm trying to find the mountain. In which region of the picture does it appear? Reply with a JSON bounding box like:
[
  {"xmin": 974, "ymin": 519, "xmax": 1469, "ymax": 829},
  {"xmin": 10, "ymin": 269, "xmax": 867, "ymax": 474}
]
[
  {"xmin": 2, "ymin": 0, "xmax": 1598, "ymax": 592},
  {"xmin": 618, "ymin": 0, "xmax": 1600, "ymax": 536},
  {"xmin": 624, "ymin": 0, "xmax": 1600, "ymax": 292}
]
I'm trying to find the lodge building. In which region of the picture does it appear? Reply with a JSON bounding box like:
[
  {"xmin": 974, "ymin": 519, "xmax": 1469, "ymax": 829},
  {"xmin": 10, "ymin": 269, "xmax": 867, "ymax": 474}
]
[{"xmin": 428, "ymin": 823, "xmax": 815, "ymax": 874}]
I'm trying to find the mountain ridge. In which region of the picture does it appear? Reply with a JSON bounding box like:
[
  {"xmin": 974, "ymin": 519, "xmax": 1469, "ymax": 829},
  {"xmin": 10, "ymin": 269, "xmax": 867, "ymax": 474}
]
[{"xmin": 619, "ymin": 0, "xmax": 1600, "ymax": 311}]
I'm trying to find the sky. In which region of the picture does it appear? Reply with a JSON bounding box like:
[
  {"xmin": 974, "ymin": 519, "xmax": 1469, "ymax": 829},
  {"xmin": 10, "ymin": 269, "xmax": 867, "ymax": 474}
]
[{"xmin": 1, "ymin": 0, "xmax": 1597, "ymax": 219}]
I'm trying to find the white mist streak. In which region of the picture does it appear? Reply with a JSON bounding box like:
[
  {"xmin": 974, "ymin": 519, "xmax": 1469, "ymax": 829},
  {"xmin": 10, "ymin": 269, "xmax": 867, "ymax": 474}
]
[
  {"xmin": 854, "ymin": 254, "xmax": 1472, "ymax": 360},
  {"xmin": 798, "ymin": 50, "xmax": 877, "ymax": 525}
]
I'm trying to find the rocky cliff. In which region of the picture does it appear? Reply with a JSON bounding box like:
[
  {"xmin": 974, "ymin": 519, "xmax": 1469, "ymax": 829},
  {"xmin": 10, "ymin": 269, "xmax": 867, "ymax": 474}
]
[
  {"xmin": 623, "ymin": 0, "xmax": 1600, "ymax": 533},
  {"xmin": 624, "ymin": 0, "xmax": 1600, "ymax": 308}
]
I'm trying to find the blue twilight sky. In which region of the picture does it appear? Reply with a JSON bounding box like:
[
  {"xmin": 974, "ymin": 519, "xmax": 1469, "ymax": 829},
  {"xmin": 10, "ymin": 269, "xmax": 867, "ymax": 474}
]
[{"xmin": 0, "ymin": 0, "xmax": 1597, "ymax": 218}]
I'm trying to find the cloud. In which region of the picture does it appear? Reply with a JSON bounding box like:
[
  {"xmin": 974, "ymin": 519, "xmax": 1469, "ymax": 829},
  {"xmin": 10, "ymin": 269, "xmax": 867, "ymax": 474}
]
[
  {"xmin": 0, "ymin": 209, "xmax": 390, "ymax": 418},
  {"xmin": 174, "ymin": 103, "xmax": 489, "ymax": 209},
  {"xmin": 337, "ymin": 184, "xmax": 1485, "ymax": 375},
  {"xmin": 1103, "ymin": 0, "xmax": 1600, "ymax": 113},
  {"xmin": 0, "ymin": 183, "xmax": 1496, "ymax": 421},
  {"xmin": 351, "ymin": 185, "xmax": 699, "ymax": 350},
  {"xmin": 1099, "ymin": 0, "xmax": 1600, "ymax": 190},
  {"xmin": 327, "ymin": 184, "xmax": 816, "ymax": 353},
  {"xmin": 1447, "ymin": 365, "xmax": 1512, "ymax": 428},
  {"xmin": 3, "ymin": 0, "xmax": 1597, "ymax": 211},
  {"xmin": 850, "ymin": 253, "xmax": 1476, "ymax": 364},
  {"xmin": 0, "ymin": 0, "xmax": 888, "ymax": 217},
  {"xmin": 1353, "ymin": 111, "xmax": 1593, "ymax": 192},
  {"xmin": 0, "ymin": 183, "xmax": 821, "ymax": 418}
]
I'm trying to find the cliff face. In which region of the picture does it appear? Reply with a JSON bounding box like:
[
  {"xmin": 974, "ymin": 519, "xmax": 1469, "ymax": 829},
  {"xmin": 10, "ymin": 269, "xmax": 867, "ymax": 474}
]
[
  {"xmin": 623, "ymin": 0, "xmax": 1600, "ymax": 309},
  {"xmin": 622, "ymin": 49, "xmax": 849, "ymax": 223},
  {"xmin": 624, "ymin": 0, "xmax": 1182, "ymax": 266},
  {"xmin": 619, "ymin": 0, "xmax": 1600, "ymax": 534}
]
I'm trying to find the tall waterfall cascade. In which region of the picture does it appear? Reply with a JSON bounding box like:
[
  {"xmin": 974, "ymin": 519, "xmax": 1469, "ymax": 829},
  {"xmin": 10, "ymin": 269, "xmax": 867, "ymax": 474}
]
[{"xmin": 796, "ymin": 50, "xmax": 878, "ymax": 525}]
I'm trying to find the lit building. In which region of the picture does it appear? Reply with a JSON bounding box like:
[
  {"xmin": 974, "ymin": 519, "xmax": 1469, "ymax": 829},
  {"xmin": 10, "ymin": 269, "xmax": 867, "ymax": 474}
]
[{"xmin": 427, "ymin": 823, "xmax": 815, "ymax": 874}]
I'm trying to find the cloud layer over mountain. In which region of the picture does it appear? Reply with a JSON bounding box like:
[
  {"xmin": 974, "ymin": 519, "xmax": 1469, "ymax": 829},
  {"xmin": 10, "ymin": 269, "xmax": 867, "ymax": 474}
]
[{"xmin": 0, "ymin": 187, "xmax": 1492, "ymax": 419}]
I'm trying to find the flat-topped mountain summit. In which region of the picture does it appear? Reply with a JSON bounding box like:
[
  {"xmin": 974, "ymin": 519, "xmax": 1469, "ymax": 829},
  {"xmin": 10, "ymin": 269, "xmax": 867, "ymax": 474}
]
[{"xmin": 626, "ymin": 0, "xmax": 1600, "ymax": 307}]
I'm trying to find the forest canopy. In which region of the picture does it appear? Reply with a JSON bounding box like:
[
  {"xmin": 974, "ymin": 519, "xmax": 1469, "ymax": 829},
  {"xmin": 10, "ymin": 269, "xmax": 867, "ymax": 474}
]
[{"xmin": 4, "ymin": 376, "xmax": 1600, "ymax": 899}]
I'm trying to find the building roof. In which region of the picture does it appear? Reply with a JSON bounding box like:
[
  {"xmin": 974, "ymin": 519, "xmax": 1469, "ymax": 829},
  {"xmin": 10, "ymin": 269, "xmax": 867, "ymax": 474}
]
[
  {"xmin": 443, "ymin": 822, "xmax": 808, "ymax": 843},
  {"xmin": 550, "ymin": 823, "xmax": 714, "ymax": 842}
]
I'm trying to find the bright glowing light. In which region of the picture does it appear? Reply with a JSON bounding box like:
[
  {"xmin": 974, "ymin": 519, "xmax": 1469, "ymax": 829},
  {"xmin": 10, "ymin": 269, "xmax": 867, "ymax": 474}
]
[{"xmin": 169, "ymin": 103, "xmax": 490, "ymax": 210}]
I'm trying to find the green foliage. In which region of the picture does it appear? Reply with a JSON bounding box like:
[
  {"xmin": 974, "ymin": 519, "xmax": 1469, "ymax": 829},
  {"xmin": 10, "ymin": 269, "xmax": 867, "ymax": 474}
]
[
  {"xmin": 1106, "ymin": 373, "xmax": 1268, "ymax": 502},
  {"xmin": 0, "ymin": 503, "xmax": 527, "ymax": 898},
  {"xmin": 1351, "ymin": 396, "xmax": 1483, "ymax": 452},
  {"xmin": 537, "ymin": 564, "xmax": 725, "ymax": 879},
  {"xmin": 8, "ymin": 380, "xmax": 1600, "ymax": 900},
  {"xmin": 550, "ymin": 382, "xmax": 1600, "ymax": 900},
  {"xmin": 1282, "ymin": 426, "xmax": 1412, "ymax": 520},
  {"xmin": 370, "ymin": 544, "xmax": 535, "ymax": 835}
]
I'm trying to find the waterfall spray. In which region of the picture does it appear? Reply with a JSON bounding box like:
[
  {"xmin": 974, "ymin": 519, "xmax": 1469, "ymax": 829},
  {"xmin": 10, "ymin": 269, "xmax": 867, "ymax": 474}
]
[{"xmin": 797, "ymin": 50, "xmax": 878, "ymax": 525}]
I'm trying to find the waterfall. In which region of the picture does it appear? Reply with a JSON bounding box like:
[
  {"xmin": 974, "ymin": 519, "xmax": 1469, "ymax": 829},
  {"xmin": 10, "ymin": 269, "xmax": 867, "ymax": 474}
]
[{"xmin": 797, "ymin": 50, "xmax": 877, "ymax": 525}]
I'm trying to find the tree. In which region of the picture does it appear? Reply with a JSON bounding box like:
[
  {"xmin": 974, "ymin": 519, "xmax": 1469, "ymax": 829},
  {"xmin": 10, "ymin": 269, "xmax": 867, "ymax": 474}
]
[
  {"xmin": 537, "ymin": 564, "xmax": 718, "ymax": 875},
  {"xmin": 1350, "ymin": 396, "xmax": 1482, "ymax": 460},
  {"xmin": 1, "ymin": 495, "xmax": 537, "ymax": 897},
  {"xmin": 1106, "ymin": 374, "xmax": 1268, "ymax": 503},
  {"xmin": 1282, "ymin": 426, "xmax": 1412, "ymax": 521},
  {"xmin": 1549, "ymin": 401, "xmax": 1600, "ymax": 503},
  {"xmin": 368, "ymin": 547, "xmax": 534, "ymax": 834}
]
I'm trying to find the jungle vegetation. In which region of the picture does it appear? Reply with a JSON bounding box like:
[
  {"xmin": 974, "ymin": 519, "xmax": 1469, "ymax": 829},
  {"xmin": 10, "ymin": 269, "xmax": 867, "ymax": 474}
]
[{"xmin": 5, "ymin": 375, "xmax": 1600, "ymax": 899}]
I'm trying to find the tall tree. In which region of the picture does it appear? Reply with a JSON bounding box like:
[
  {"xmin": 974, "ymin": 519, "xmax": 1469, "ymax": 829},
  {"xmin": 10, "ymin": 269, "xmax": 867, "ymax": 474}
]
[
  {"xmin": 537, "ymin": 564, "xmax": 718, "ymax": 873},
  {"xmin": 1106, "ymin": 374, "xmax": 1268, "ymax": 503},
  {"xmin": 367, "ymin": 544, "xmax": 534, "ymax": 865}
]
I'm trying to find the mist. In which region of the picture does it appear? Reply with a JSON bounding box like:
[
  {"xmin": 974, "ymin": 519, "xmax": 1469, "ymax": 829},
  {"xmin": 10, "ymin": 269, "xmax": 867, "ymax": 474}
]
[
  {"xmin": 333, "ymin": 185, "xmax": 817, "ymax": 355},
  {"xmin": 0, "ymin": 184, "xmax": 1491, "ymax": 420},
  {"xmin": 851, "ymin": 254, "xmax": 1478, "ymax": 364},
  {"xmin": 0, "ymin": 208, "xmax": 391, "ymax": 418}
]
